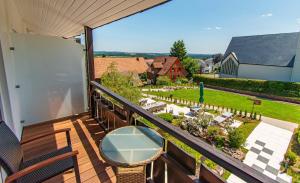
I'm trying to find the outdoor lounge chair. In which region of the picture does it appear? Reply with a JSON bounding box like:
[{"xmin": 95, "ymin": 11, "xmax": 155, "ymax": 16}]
[
  {"xmin": 221, "ymin": 112, "xmax": 233, "ymax": 119},
  {"xmin": 0, "ymin": 121, "xmax": 80, "ymax": 183},
  {"xmin": 213, "ymin": 116, "xmax": 226, "ymax": 124}
]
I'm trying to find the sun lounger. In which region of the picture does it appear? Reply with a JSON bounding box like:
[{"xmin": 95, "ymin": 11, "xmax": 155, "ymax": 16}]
[
  {"xmin": 213, "ymin": 116, "xmax": 226, "ymax": 124},
  {"xmin": 222, "ymin": 112, "xmax": 233, "ymax": 118}
]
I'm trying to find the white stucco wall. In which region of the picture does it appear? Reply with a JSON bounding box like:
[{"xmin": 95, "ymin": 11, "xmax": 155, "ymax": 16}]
[
  {"xmin": 11, "ymin": 33, "xmax": 87, "ymax": 126},
  {"xmin": 0, "ymin": 0, "xmax": 27, "ymax": 180},
  {"xmin": 238, "ymin": 64, "xmax": 293, "ymax": 82},
  {"xmin": 291, "ymin": 36, "xmax": 300, "ymax": 82},
  {"xmin": 0, "ymin": 0, "xmax": 27, "ymax": 139}
]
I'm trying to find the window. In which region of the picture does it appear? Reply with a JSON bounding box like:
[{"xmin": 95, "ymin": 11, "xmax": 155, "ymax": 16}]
[{"xmin": 221, "ymin": 58, "xmax": 238, "ymax": 76}]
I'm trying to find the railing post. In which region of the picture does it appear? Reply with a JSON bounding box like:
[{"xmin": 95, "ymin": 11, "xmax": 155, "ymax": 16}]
[
  {"xmin": 125, "ymin": 108, "xmax": 134, "ymax": 125},
  {"xmin": 84, "ymin": 26, "xmax": 95, "ymax": 115}
]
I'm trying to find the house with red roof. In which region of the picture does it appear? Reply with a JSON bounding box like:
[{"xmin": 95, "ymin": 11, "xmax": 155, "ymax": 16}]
[
  {"xmin": 147, "ymin": 56, "xmax": 187, "ymax": 83},
  {"xmin": 94, "ymin": 57, "xmax": 149, "ymax": 78}
]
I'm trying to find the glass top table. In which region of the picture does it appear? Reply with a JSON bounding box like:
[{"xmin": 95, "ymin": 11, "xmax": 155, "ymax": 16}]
[{"xmin": 99, "ymin": 126, "xmax": 164, "ymax": 167}]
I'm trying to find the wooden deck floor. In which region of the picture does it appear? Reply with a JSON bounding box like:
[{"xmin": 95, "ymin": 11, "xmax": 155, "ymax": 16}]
[{"xmin": 22, "ymin": 115, "xmax": 116, "ymax": 183}]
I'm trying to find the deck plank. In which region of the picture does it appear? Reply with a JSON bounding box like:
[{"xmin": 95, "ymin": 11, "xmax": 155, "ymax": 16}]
[{"xmin": 22, "ymin": 115, "xmax": 116, "ymax": 183}]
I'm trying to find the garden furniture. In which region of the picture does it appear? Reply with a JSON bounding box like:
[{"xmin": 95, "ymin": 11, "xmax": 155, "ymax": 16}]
[
  {"xmin": 0, "ymin": 121, "xmax": 80, "ymax": 183},
  {"xmin": 99, "ymin": 126, "xmax": 164, "ymax": 183},
  {"xmin": 213, "ymin": 116, "xmax": 226, "ymax": 124},
  {"xmin": 222, "ymin": 112, "xmax": 233, "ymax": 119}
]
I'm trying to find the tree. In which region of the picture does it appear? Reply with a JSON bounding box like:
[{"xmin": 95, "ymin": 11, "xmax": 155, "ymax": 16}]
[
  {"xmin": 170, "ymin": 40, "xmax": 187, "ymax": 61},
  {"xmin": 182, "ymin": 57, "xmax": 200, "ymax": 78},
  {"xmin": 212, "ymin": 53, "xmax": 224, "ymax": 64},
  {"xmin": 101, "ymin": 63, "xmax": 141, "ymax": 104}
]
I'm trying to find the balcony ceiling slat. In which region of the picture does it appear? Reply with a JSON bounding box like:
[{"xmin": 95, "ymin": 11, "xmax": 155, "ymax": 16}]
[
  {"xmin": 55, "ymin": 0, "xmax": 127, "ymax": 37},
  {"xmin": 13, "ymin": 0, "xmax": 168, "ymax": 38},
  {"xmin": 90, "ymin": 0, "xmax": 165, "ymax": 29}
]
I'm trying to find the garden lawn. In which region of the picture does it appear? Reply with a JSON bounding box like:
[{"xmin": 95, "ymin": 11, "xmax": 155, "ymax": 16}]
[
  {"xmin": 146, "ymin": 88, "xmax": 300, "ymax": 123},
  {"xmin": 237, "ymin": 121, "xmax": 259, "ymax": 140}
]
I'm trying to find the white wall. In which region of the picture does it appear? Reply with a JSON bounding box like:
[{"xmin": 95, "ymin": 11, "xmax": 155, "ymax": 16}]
[
  {"xmin": 11, "ymin": 33, "xmax": 87, "ymax": 125},
  {"xmin": 0, "ymin": 0, "xmax": 27, "ymax": 181},
  {"xmin": 0, "ymin": 1, "xmax": 87, "ymax": 181},
  {"xmin": 291, "ymin": 36, "xmax": 300, "ymax": 82},
  {"xmin": 0, "ymin": 0, "xmax": 27, "ymax": 139},
  {"xmin": 238, "ymin": 64, "xmax": 293, "ymax": 82}
]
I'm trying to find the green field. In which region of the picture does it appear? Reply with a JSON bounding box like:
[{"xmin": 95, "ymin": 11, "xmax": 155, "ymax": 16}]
[{"xmin": 146, "ymin": 88, "xmax": 300, "ymax": 123}]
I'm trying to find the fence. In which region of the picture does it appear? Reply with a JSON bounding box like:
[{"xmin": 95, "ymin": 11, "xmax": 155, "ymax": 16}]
[{"xmin": 145, "ymin": 94, "xmax": 262, "ymax": 121}]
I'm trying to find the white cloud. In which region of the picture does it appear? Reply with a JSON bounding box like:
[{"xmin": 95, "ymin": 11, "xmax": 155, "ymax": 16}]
[
  {"xmin": 261, "ymin": 13, "xmax": 273, "ymax": 17},
  {"xmin": 204, "ymin": 26, "xmax": 223, "ymax": 30}
]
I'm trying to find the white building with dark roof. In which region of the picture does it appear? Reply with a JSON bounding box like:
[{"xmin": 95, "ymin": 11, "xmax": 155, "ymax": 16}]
[{"xmin": 220, "ymin": 32, "xmax": 300, "ymax": 82}]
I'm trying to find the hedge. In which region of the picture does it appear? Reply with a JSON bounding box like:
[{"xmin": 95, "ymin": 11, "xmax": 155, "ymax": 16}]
[{"xmin": 193, "ymin": 75, "xmax": 300, "ymax": 98}]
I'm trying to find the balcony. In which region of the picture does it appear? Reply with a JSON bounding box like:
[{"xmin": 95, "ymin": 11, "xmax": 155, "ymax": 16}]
[
  {"xmin": 18, "ymin": 81, "xmax": 277, "ymax": 183},
  {"xmin": 0, "ymin": 0, "xmax": 281, "ymax": 182}
]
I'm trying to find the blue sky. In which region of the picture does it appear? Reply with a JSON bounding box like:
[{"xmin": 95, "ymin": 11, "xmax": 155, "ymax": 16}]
[{"xmin": 93, "ymin": 0, "xmax": 300, "ymax": 54}]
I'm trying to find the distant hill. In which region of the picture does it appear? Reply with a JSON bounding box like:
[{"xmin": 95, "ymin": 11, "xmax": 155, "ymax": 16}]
[{"xmin": 94, "ymin": 51, "xmax": 213, "ymax": 59}]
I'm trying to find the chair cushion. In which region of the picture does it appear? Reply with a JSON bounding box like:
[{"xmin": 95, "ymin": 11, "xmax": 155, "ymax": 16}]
[
  {"xmin": 0, "ymin": 121, "xmax": 23, "ymax": 174},
  {"xmin": 18, "ymin": 147, "xmax": 74, "ymax": 183}
]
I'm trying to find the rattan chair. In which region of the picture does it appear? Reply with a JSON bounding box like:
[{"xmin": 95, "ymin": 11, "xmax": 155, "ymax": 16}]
[{"xmin": 0, "ymin": 121, "xmax": 81, "ymax": 183}]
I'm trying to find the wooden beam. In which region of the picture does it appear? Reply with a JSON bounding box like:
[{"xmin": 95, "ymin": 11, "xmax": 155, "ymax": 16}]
[{"xmin": 84, "ymin": 26, "xmax": 95, "ymax": 113}]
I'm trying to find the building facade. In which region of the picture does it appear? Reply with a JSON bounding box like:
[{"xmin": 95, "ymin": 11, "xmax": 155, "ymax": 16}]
[
  {"xmin": 220, "ymin": 32, "xmax": 300, "ymax": 82},
  {"xmin": 147, "ymin": 56, "xmax": 187, "ymax": 83}
]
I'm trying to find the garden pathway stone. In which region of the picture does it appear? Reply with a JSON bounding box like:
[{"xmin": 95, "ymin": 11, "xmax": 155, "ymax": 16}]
[{"xmin": 227, "ymin": 120, "xmax": 296, "ymax": 183}]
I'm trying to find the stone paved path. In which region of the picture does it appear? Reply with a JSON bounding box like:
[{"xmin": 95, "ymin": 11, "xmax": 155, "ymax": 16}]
[{"xmin": 227, "ymin": 118, "xmax": 298, "ymax": 183}]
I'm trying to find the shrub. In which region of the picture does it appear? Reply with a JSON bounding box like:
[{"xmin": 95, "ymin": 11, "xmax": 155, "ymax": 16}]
[
  {"xmin": 156, "ymin": 76, "xmax": 172, "ymax": 86},
  {"xmin": 192, "ymin": 75, "xmax": 300, "ymax": 98},
  {"xmin": 285, "ymin": 151, "xmax": 297, "ymax": 166},
  {"xmin": 196, "ymin": 114, "xmax": 213, "ymax": 130},
  {"xmin": 157, "ymin": 113, "xmax": 174, "ymax": 122},
  {"xmin": 215, "ymin": 135, "xmax": 225, "ymax": 148},
  {"xmin": 207, "ymin": 126, "xmax": 221, "ymax": 138},
  {"xmin": 175, "ymin": 77, "xmax": 189, "ymax": 84},
  {"xmin": 228, "ymin": 128, "xmax": 246, "ymax": 148}
]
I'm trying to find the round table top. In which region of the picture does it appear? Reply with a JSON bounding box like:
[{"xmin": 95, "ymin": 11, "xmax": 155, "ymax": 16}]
[{"xmin": 100, "ymin": 126, "xmax": 164, "ymax": 167}]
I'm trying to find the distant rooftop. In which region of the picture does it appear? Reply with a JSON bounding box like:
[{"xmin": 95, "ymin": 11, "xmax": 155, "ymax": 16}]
[
  {"xmin": 94, "ymin": 57, "xmax": 148, "ymax": 78},
  {"xmin": 224, "ymin": 32, "xmax": 300, "ymax": 67},
  {"xmin": 153, "ymin": 56, "xmax": 179, "ymax": 75}
]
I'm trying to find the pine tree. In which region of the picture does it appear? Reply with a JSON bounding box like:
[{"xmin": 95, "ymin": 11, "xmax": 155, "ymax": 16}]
[{"xmin": 170, "ymin": 40, "xmax": 187, "ymax": 61}]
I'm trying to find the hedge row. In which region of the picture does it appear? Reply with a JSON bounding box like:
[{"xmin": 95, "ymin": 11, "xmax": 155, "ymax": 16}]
[{"xmin": 193, "ymin": 75, "xmax": 300, "ymax": 98}]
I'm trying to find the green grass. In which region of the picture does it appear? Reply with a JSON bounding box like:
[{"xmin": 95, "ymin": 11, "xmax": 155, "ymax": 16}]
[
  {"xmin": 146, "ymin": 88, "xmax": 300, "ymax": 123},
  {"xmin": 236, "ymin": 119, "xmax": 260, "ymax": 139}
]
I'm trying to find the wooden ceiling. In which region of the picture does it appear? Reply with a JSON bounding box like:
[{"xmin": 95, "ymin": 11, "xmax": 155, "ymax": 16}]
[{"xmin": 14, "ymin": 0, "xmax": 168, "ymax": 38}]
